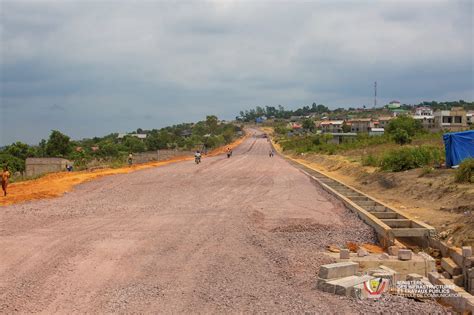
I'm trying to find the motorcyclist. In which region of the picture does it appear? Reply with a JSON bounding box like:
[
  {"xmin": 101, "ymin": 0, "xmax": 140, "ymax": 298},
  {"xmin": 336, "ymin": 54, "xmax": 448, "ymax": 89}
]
[{"xmin": 194, "ymin": 150, "xmax": 202, "ymax": 164}]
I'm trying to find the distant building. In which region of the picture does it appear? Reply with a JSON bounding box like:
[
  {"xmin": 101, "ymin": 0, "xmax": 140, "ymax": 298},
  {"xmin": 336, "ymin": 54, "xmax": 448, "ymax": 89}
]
[
  {"xmin": 289, "ymin": 116, "xmax": 304, "ymax": 122},
  {"xmin": 328, "ymin": 133, "xmax": 357, "ymax": 144},
  {"xmin": 467, "ymin": 111, "xmax": 474, "ymax": 125},
  {"xmin": 391, "ymin": 109, "xmax": 408, "ymax": 117},
  {"xmin": 117, "ymin": 133, "xmax": 147, "ymax": 139},
  {"xmin": 377, "ymin": 116, "xmax": 394, "ymax": 129},
  {"xmin": 255, "ymin": 116, "xmax": 267, "ymax": 123},
  {"xmin": 180, "ymin": 130, "xmax": 193, "ymax": 137},
  {"xmin": 369, "ymin": 128, "xmax": 385, "ymax": 136},
  {"xmin": 348, "ymin": 118, "xmax": 373, "ymax": 133},
  {"xmin": 414, "ymin": 106, "xmax": 433, "ymax": 116},
  {"xmin": 434, "ymin": 107, "xmax": 468, "ymax": 132},
  {"xmin": 413, "ymin": 106, "xmax": 435, "ymax": 130},
  {"xmin": 320, "ymin": 120, "xmax": 344, "ymax": 133},
  {"xmin": 289, "ymin": 122, "xmax": 303, "ymax": 130},
  {"xmin": 387, "ymin": 100, "xmax": 401, "ymax": 109}
]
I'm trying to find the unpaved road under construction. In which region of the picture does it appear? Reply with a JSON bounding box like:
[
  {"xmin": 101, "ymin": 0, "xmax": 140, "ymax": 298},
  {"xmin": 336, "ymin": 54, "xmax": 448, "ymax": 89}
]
[{"xmin": 0, "ymin": 131, "xmax": 445, "ymax": 313}]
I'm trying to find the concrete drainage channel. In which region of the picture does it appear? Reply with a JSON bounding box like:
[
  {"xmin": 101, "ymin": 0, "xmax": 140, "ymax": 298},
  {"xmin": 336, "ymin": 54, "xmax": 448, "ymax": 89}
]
[{"xmin": 277, "ymin": 153, "xmax": 474, "ymax": 312}]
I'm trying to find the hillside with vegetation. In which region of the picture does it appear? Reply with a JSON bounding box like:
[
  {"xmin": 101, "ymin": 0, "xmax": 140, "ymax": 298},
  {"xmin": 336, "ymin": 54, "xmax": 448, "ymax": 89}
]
[
  {"xmin": 237, "ymin": 100, "xmax": 474, "ymax": 122},
  {"xmin": 0, "ymin": 115, "xmax": 242, "ymax": 175}
]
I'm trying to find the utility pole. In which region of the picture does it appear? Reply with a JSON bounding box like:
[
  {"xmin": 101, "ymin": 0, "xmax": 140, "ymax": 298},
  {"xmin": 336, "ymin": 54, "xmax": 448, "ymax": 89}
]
[{"xmin": 374, "ymin": 81, "xmax": 377, "ymax": 108}]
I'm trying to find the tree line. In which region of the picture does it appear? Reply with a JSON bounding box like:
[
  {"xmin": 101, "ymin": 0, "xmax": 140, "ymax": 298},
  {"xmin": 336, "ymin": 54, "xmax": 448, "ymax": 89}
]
[
  {"xmin": 238, "ymin": 103, "xmax": 330, "ymax": 122},
  {"xmin": 0, "ymin": 116, "xmax": 241, "ymax": 174},
  {"xmin": 238, "ymin": 100, "xmax": 474, "ymax": 122}
]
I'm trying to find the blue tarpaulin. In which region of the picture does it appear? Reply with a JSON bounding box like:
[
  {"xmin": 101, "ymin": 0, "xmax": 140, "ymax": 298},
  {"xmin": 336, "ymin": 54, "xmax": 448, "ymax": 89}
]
[{"xmin": 443, "ymin": 130, "xmax": 474, "ymax": 167}]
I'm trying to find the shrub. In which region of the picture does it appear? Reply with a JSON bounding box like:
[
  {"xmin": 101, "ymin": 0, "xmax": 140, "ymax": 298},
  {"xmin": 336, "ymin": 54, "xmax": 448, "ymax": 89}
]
[
  {"xmin": 455, "ymin": 158, "xmax": 474, "ymax": 183},
  {"xmin": 362, "ymin": 154, "xmax": 379, "ymax": 167},
  {"xmin": 392, "ymin": 128, "xmax": 411, "ymax": 145},
  {"xmin": 379, "ymin": 146, "xmax": 444, "ymax": 172}
]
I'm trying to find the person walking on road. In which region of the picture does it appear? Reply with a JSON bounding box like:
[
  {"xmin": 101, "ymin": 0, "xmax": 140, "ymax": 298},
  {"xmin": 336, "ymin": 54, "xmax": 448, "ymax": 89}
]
[
  {"xmin": 269, "ymin": 150, "xmax": 274, "ymax": 157},
  {"xmin": 226, "ymin": 147, "xmax": 232, "ymax": 158},
  {"xmin": 128, "ymin": 153, "xmax": 133, "ymax": 166},
  {"xmin": 2, "ymin": 166, "xmax": 11, "ymax": 197}
]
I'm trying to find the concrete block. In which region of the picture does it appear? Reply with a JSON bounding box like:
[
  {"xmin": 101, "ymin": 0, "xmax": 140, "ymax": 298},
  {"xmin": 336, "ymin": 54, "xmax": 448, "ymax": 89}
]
[
  {"xmin": 450, "ymin": 248, "xmax": 464, "ymax": 267},
  {"xmin": 319, "ymin": 262, "xmax": 359, "ymax": 279},
  {"xmin": 333, "ymin": 275, "xmax": 374, "ymax": 296},
  {"xmin": 321, "ymin": 276, "xmax": 359, "ymax": 293},
  {"xmin": 379, "ymin": 265, "xmax": 400, "ymax": 283},
  {"xmin": 388, "ymin": 246, "xmax": 400, "ymax": 256},
  {"xmin": 468, "ymin": 268, "xmax": 474, "ymax": 278},
  {"xmin": 428, "ymin": 271, "xmax": 442, "ymax": 284},
  {"xmin": 398, "ymin": 249, "xmax": 412, "ymax": 261},
  {"xmin": 407, "ymin": 273, "xmax": 423, "ymax": 281},
  {"xmin": 441, "ymin": 257, "xmax": 462, "ymax": 276},
  {"xmin": 430, "ymin": 238, "xmax": 451, "ymax": 257},
  {"xmin": 357, "ymin": 248, "xmax": 368, "ymax": 257},
  {"xmin": 340, "ymin": 249, "xmax": 350, "ymax": 259},
  {"xmin": 463, "ymin": 257, "xmax": 474, "ymax": 268},
  {"xmin": 462, "ymin": 246, "xmax": 472, "ymax": 258},
  {"xmin": 453, "ymin": 274, "xmax": 464, "ymax": 287},
  {"xmin": 316, "ymin": 278, "xmax": 329, "ymax": 290}
]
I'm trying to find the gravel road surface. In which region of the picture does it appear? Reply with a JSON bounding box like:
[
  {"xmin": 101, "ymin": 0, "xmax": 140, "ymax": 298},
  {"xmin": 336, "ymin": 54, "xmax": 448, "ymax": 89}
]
[{"xmin": 0, "ymin": 131, "xmax": 446, "ymax": 313}]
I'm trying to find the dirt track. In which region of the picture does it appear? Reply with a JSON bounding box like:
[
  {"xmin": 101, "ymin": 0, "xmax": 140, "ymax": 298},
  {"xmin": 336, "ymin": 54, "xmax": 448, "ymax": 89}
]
[{"xmin": 0, "ymin": 131, "xmax": 445, "ymax": 313}]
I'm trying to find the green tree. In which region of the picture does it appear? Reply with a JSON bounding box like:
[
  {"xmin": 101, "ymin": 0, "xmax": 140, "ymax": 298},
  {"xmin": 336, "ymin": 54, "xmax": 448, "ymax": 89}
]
[
  {"xmin": 302, "ymin": 119, "xmax": 315, "ymax": 132},
  {"xmin": 392, "ymin": 128, "xmax": 411, "ymax": 145},
  {"xmin": 98, "ymin": 140, "xmax": 120, "ymax": 157},
  {"xmin": 46, "ymin": 130, "xmax": 72, "ymax": 157},
  {"xmin": 206, "ymin": 115, "xmax": 219, "ymax": 135},
  {"xmin": 5, "ymin": 142, "xmax": 36, "ymax": 160},
  {"xmin": 123, "ymin": 136, "xmax": 146, "ymax": 152},
  {"xmin": 386, "ymin": 116, "xmax": 422, "ymax": 137},
  {"xmin": 37, "ymin": 139, "xmax": 47, "ymax": 157}
]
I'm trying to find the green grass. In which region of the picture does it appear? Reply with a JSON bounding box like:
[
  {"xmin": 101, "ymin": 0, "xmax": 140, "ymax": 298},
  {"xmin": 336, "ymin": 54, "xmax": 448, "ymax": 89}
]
[{"xmin": 278, "ymin": 131, "xmax": 446, "ymax": 172}]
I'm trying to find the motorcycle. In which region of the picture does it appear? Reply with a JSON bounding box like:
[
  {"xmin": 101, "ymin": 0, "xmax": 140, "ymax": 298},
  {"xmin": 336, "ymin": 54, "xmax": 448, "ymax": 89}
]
[{"xmin": 195, "ymin": 156, "xmax": 201, "ymax": 164}]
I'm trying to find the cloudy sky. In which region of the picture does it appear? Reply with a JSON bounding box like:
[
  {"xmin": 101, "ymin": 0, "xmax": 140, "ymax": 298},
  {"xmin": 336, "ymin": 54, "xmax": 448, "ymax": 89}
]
[{"xmin": 1, "ymin": 0, "xmax": 472, "ymax": 145}]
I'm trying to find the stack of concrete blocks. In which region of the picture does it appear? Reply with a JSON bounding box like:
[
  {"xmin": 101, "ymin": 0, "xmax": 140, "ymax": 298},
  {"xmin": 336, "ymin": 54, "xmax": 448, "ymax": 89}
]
[
  {"xmin": 316, "ymin": 262, "xmax": 374, "ymax": 297},
  {"xmin": 428, "ymin": 272, "xmax": 474, "ymax": 313},
  {"xmin": 436, "ymin": 245, "xmax": 474, "ymax": 293},
  {"xmin": 462, "ymin": 246, "xmax": 474, "ymax": 294},
  {"xmin": 429, "ymin": 239, "xmax": 474, "ymax": 290}
]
